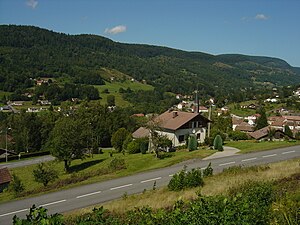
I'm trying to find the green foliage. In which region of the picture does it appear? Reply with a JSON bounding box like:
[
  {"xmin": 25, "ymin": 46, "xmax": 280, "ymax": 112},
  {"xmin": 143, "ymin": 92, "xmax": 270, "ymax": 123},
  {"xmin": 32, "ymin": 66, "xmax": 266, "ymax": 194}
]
[
  {"xmin": 203, "ymin": 162, "xmax": 213, "ymax": 177},
  {"xmin": 213, "ymin": 134, "xmax": 223, "ymax": 151},
  {"xmin": 1, "ymin": 25, "xmax": 300, "ymax": 105},
  {"xmin": 48, "ymin": 116, "xmax": 88, "ymax": 172},
  {"xmin": 122, "ymin": 134, "xmax": 132, "ymax": 152},
  {"xmin": 67, "ymin": 180, "xmax": 275, "ymax": 225},
  {"xmin": 137, "ymin": 137, "xmax": 149, "ymax": 154},
  {"xmin": 255, "ymin": 107, "xmax": 268, "ymax": 130},
  {"xmin": 168, "ymin": 166, "xmax": 204, "ymax": 191},
  {"xmin": 284, "ymin": 125, "xmax": 293, "ymax": 137},
  {"xmin": 108, "ymin": 157, "xmax": 126, "ymax": 171},
  {"xmin": 33, "ymin": 163, "xmax": 58, "ymax": 187},
  {"xmin": 9, "ymin": 174, "xmax": 24, "ymax": 197},
  {"xmin": 187, "ymin": 135, "xmax": 197, "ymax": 151},
  {"xmin": 295, "ymin": 131, "xmax": 300, "ymax": 140},
  {"xmin": 228, "ymin": 130, "xmax": 248, "ymax": 141},
  {"xmin": 107, "ymin": 95, "xmax": 115, "ymax": 106},
  {"xmin": 126, "ymin": 140, "xmax": 140, "ymax": 154},
  {"xmin": 13, "ymin": 205, "xmax": 63, "ymax": 225},
  {"xmin": 111, "ymin": 128, "xmax": 130, "ymax": 152}
]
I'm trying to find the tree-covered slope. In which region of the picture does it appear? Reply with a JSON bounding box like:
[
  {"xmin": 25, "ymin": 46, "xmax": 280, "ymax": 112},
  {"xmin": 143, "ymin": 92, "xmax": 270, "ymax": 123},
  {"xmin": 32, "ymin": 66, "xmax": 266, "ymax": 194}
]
[{"xmin": 0, "ymin": 25, "xmax": 299, "ymax": 96}]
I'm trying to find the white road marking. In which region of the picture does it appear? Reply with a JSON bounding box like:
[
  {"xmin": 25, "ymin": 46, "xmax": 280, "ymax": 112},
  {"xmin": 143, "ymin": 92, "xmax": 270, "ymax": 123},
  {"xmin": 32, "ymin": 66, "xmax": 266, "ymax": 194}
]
[
  {"xmin": 0, "ymin": 208, "xmax": 29, "ymax": 217},
  {"xmin": 262, "ymin": 154, "xmax": 277, "ymax": 158},
  {"xmin": 110, "ymin": 184, "xmax": 133, "ymax": 191},
  {"xmin": 39, "ymin": 199, "xmax": 66, "ymax": 207},
  {"xmin": 76, "ymin": 191, "xmax": 102, "ymax": 199},
  {"xmin": 241, "ymin": 157, "xmax": 257, "ymax": 162},
  {"xmin": 282, "ymin": 150, "xmax": 295, "ymax": 155},
  {"xmin": 201, "ymin": 167, "xmax": 207, "ymax": 170},
  {"xmin": 219, "ymin": 161, "xmax": 235, "ymax": 166},
  {"xmin": 141, "ymin": 177, "xmax": 161, "ymax": 183},
  {"xmin": 169, "ymin": 174, "xmax": 174, "ymax": 177}
]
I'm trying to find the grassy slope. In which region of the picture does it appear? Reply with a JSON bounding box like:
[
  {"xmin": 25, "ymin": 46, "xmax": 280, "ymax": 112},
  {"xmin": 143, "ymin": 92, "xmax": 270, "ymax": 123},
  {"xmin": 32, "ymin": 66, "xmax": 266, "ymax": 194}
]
[
  {"xmin": 0, "ymin": 149, "xmax": 214, "ymax": 203},
  {"xmin": 225, "ymin": 140, "xmax": 300, "ymax": 153},
  {"xmin": 95, "ymin": 80, "xmax": 154, "ymax": 107},
  {"xmin": 65, "ymin": 158, "xmax": 300, "ymax": 217}
]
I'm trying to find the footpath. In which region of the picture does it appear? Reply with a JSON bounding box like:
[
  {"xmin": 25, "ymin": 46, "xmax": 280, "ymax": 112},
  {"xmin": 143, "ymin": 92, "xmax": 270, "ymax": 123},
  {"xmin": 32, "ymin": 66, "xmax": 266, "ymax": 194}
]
[{"xmin": 202, "ymin": 146, "xmax": 240, "ymax": 160}]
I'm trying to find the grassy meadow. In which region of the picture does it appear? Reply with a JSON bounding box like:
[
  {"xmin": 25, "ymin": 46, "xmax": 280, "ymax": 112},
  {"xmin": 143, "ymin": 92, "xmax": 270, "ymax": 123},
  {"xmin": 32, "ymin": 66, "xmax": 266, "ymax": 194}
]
[{"xmin": 95, "ymin": 80, "xmax": 154, "ymax": 107}]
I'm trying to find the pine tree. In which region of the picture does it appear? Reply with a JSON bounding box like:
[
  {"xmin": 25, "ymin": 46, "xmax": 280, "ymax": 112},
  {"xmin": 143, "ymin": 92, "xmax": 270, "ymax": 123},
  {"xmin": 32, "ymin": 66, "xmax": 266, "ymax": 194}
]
[{"xmin": 213, "ymin": 135, "xmax": 223, "ymax": 151}]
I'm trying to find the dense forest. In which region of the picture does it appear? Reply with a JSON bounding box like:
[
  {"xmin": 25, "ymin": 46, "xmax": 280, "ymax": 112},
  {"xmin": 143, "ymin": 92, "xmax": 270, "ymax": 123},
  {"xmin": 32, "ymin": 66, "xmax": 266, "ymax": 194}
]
[{"xmin": 1, "ymin": 25, "xmax": 300, "ymax": 101}]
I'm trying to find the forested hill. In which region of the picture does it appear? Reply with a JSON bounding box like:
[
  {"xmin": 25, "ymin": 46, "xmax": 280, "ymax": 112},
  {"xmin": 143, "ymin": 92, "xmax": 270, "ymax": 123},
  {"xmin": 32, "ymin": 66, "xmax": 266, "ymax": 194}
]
[{"xmin": 1, "ymin": 25, "xmax": 299, "ymax": 96}]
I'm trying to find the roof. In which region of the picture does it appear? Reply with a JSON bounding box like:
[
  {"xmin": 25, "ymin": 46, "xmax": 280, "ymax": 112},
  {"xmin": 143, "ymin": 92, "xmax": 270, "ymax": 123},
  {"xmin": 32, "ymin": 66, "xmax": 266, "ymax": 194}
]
[
  {"xmin": 283, "ymin": 116, "xmax": 300, "ymax": 121},
  {"xmin": 155, "ymin": 110, "xmax": 208, "ymax": 131},
  {"xmin": 232, "ymin": 117, "xmax": 244, "ymax": 125},
  {"xmin": 235, "ymin": 122, "xmax": 255, "ymax": 132},
  {"xmin": 249, "ymin": 127, "xmax": 270, "ymax": 140},
  {"xmin": 0, "ymin": 167, "xmax": 11, "ymax": 185},
  {"xmin": 132, "ymin": 127, "xmax": 150, "ymax": 139},
  {"xmin": 270, "ymin": 117, "xmax": 285, "ymax": 127}
]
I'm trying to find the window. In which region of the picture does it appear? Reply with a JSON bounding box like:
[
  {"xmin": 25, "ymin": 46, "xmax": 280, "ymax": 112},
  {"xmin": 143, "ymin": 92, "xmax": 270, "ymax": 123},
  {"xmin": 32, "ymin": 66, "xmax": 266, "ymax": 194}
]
[{"xmin": 179, "ymin": 135, "xmax": 185, "ymax": 143}]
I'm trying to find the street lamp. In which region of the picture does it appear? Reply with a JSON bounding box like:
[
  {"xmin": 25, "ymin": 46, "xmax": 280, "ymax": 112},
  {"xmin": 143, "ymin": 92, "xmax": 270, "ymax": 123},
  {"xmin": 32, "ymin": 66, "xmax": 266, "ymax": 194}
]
[{"xmin": 5, "ymin": 127, "xmax": 11, "ymax": 163}]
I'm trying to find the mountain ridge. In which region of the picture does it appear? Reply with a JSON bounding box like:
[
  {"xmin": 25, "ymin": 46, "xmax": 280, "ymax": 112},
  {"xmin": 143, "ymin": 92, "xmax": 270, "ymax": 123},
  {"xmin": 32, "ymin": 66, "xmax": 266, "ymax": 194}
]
[{"xmin": 0, "ymin": 24, "xmax": 299, "ymax": 97}]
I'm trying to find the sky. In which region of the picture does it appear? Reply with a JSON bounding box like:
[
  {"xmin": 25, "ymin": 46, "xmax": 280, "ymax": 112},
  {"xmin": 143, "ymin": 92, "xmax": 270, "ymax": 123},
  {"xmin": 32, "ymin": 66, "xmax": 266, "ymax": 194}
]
[{"xmin": 0, "ymin": 0, "xmax": 299, "ymax": 67}]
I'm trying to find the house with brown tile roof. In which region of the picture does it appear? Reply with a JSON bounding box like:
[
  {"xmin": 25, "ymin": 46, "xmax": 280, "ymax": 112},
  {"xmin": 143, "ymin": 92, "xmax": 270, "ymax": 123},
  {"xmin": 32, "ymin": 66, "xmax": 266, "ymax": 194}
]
[
  {"xmin": 0, "ymin": 167, "xmax": 11, "ymax": 192},
  {"xmin": 235, "ymin": 122, "xmax": 255, "ymax": 132},
  {"xmin": 249, "ymin": 126, "xmax": 291, "ymax": 141},
  {"xmin": 132, "ymin": 110, "xmax": 210, "ymax": 147}
]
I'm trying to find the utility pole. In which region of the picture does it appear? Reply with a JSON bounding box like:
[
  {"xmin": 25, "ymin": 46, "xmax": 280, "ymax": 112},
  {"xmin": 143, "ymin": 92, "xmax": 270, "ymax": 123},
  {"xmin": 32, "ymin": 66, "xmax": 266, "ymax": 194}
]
[
  {"xmin": 5, "ymin": 128, "xmax": 10, "ymax": 162},
  {"xmin": 195, "ymin": 85, "xmax": 199, "ymax": 113},
  {"xmin": 208, "ymin": 104, "xmax": 212, "ymax": 137}
]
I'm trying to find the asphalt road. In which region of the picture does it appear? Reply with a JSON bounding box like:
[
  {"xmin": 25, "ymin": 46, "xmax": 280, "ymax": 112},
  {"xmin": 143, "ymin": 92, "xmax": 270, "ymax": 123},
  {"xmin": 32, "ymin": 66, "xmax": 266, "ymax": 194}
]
[
  {"xmin": 0, "ymin": 155, "xmax": 55, "ymax": 169},
  {"xmin": 0, "ymin": 146, "xmax": 299, "ymax": 224}
]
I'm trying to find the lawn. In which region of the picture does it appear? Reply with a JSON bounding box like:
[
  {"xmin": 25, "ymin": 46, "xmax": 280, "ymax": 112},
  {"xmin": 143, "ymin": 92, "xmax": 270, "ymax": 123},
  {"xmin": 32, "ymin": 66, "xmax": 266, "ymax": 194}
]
[
  {"xmin": 225, "ymin": 139, "xmax": 300, "ymax": 153},
  {"xmin": 0, "ymin": 148, "xmax": 214, "ymax": 203}
]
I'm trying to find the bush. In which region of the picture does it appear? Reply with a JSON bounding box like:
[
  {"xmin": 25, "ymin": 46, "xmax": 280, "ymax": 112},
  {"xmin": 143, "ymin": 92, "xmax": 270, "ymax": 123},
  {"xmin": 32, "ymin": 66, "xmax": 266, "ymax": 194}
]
[
  {"xmin": 203, "ymin": 162, "xmax": 213, "ymax": 177},
  {"xmin": 108, "ymin": 157, "xmax": 126, "ymax": 170},
  {"xmin": 213, "ymin": 135, "xmax": 223, "ymax": 151},
  {"xmin": 9, "ymin": 174, "xmax": 24, "ymax": 197},
  {"xmin": 228, "ymin": 130, "xmax": 248, "ymax": 141},
  {"xmin": 33, "ymin": 163, "xmax": 58, "ymax": 187},
  {"xmin": 13, "ymin": 205, "xmax": 63, "ymax": 225},
  {"xmin": 188, "ymin": 135, "xmax": 197, "ymax": 151},
  {"xmin": 168, "ymin": 166, "xmax": 204, "ymax": 191},
  {"xmin": 126, "ymin": 141, "xmax": 140, "ymax": 154}
]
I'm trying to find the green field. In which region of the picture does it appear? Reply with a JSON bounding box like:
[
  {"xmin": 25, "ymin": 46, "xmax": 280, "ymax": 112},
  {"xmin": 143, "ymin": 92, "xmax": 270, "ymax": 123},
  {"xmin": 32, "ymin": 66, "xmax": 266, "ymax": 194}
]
[
  {"xmin": 95, "ymin": 80, "xmax": 154, "ymax": 107},
  {"xmin": 0, "ymin": 148, "xmax": 214, "ymax": 203}
]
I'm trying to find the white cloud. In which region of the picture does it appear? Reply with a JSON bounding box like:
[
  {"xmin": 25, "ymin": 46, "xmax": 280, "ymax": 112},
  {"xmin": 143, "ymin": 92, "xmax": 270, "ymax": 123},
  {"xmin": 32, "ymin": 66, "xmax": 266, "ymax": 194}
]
[
  {"xmin": 26, "ymin": 0, "xmax": 38, "ymax": 9},
  {"xmin": 104, "ymin": 25, "xmax": 127, "ymax": 35},
  {"xmin": 255, "ymin": 14, "xmax": 268, "ymax": 20}
]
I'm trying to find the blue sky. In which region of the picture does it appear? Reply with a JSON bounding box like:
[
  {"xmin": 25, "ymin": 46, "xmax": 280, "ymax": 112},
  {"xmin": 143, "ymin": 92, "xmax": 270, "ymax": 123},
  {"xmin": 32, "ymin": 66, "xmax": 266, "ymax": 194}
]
[{"xmin": 1, "ymin": 0, "xmax": 299, "ymax": 67}]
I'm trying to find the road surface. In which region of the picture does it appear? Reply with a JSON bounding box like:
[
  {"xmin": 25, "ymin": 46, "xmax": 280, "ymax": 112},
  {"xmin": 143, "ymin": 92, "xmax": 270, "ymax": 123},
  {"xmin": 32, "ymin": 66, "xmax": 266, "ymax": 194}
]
[
  {"xmin": 0, "ymin": 155, "xmax": 55, "ymax": 169},
  {"xmin": 0, "ymin": 146, "xmax": 299, "ymax": 224}
]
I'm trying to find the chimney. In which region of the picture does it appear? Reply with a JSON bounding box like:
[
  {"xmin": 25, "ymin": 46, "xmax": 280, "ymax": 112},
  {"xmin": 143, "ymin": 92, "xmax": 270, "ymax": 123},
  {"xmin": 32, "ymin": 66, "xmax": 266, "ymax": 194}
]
[{"xmin": 172, "ymin": 111, "xmax": 178, "ymax": 118}]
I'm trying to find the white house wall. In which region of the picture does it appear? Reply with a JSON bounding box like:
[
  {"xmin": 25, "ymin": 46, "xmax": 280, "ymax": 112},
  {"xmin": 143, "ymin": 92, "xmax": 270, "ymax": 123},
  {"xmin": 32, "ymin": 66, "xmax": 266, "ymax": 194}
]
[{"xmin": 157, "ymin": 128, "xmax": 206, "ymax": 147}]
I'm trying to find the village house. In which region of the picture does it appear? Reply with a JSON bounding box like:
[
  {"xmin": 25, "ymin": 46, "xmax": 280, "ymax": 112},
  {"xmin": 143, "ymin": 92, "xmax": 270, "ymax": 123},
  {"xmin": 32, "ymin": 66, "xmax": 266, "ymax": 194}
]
[
  {"xmin": 232, "ymin": 116, "xmax": 244, "ymax": 131},
  {"xmin": 0, "ymin": 167, "xmax": 11, "ymax": 193},
  {"xmin": 249, "ymin": 126, "xmax": 292, "ymax": 141},
  {"xmin": 235, "ymin": 122, "xmax": 255, "ymax": 133},
  {"xmin": 133, "ymin": 110, "xmax": 210, "ymax": 147},
  {"xmin": 7, "ymin": 101, "xmax": 24, "ymax": 106},
  {"xmin": 268, "ymin": 115, "xmax": 300, "ymax": 135}
]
